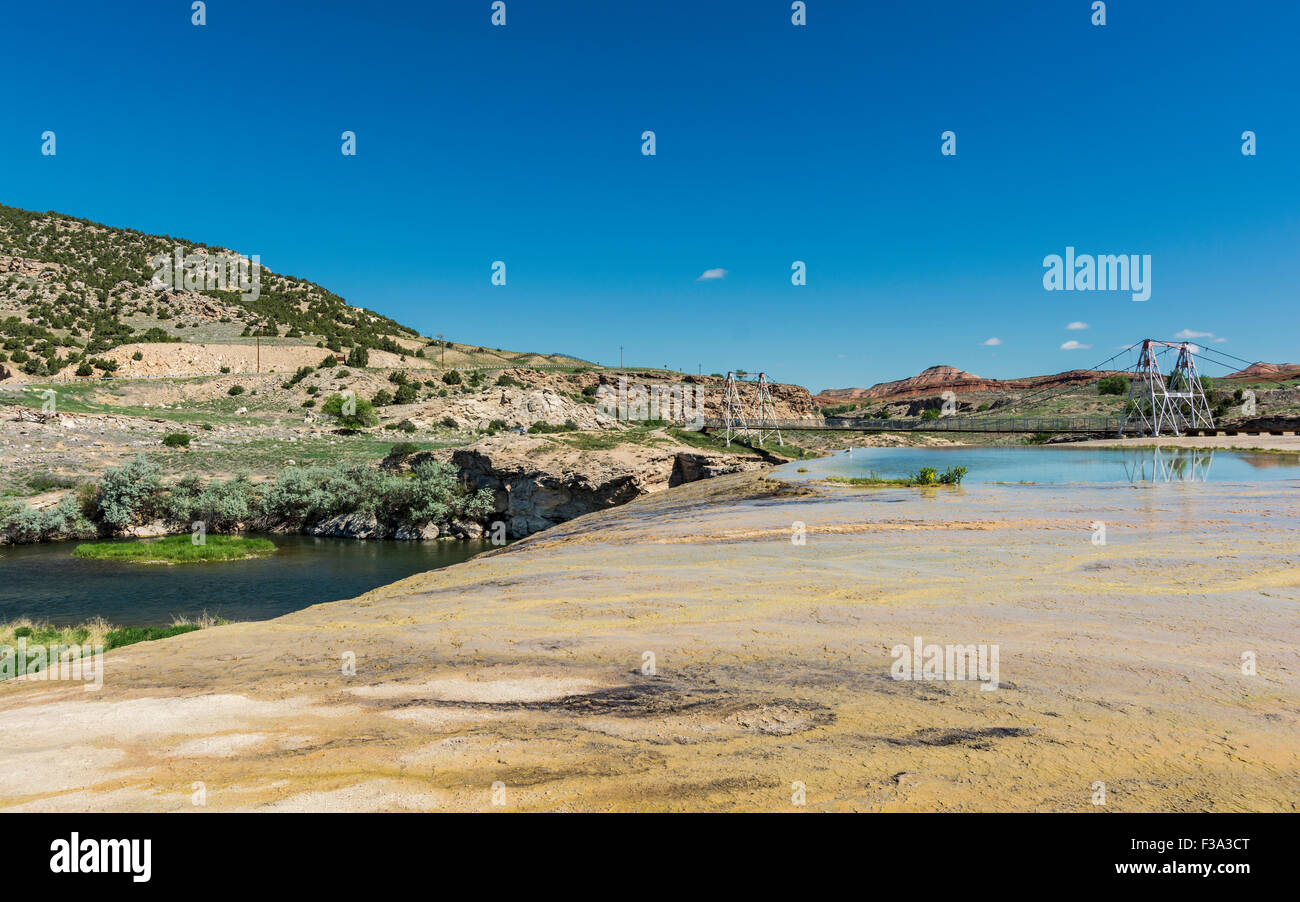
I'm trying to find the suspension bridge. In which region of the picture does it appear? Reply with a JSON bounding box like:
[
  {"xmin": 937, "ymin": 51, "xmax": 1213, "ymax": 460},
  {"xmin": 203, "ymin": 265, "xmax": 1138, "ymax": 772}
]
[{"xmin": 702, "ymin": 341, "xmax": 1299, "ymax": 443}]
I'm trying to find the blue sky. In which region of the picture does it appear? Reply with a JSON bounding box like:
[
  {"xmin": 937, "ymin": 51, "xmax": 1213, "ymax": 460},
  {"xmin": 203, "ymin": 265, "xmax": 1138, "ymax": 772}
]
[{"xmin": 2, "ymin": 0, "xmax": 1296, "ymax": 392}]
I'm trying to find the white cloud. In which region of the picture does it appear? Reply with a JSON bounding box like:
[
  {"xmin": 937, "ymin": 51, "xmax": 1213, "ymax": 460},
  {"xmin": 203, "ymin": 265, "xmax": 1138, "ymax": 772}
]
[
  {"xmin": 1174, "ymin": 329, "xmax": 1213, "ymax": 340},
  {"xmin": 696, "ymin": 268, "xmax": 727, "ymax": 281},
  {"xmin": 1212, "ymin": 337, "xmax": 1227, "ymax": 343},
  {"xmin": 1066, "ymin": 321, "xmax": 1089, "ymax": 330},
  {"xmin": 981, "ymin": 337, "xmax": 1002, "ymax": 346},
  {"xmin": 1060, "ymin": 340, "xmax": 1092, "ymax": 351}
]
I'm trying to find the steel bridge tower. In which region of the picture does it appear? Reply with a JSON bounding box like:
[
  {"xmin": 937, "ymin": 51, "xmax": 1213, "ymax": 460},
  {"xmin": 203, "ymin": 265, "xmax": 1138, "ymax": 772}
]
[
  {"xmin": 721, "ymin": 371, "xmax": 784, "ymax": 447},
  {"xmin": 1118, "ymin": 340, "xmax": 1215, "ymax": 437},
  {"xmin": 754, "ymin": 372, "xmax": 784, "ymax": 447},
  {"xmin": 721, "ymin": 372, "xmax": 749, "ymax": 446}
]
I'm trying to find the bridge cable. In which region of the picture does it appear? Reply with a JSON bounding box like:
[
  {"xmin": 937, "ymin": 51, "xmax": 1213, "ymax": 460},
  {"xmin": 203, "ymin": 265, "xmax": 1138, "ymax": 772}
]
[
  {"xmin": 994, "ymin": 346, "xmax": 1135, "ymax": 416},
  {"xmin": 1187, "ymin": 346, "xmax": 1295, "ymax": 391}
]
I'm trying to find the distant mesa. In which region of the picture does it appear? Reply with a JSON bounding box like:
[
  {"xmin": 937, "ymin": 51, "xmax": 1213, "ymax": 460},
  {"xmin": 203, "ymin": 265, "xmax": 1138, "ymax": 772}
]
[
  {"xmin": 1225, "ymin": 362, "xmax": 1300, "ymax": 381},
  {"xmin": 816, "ymin": 359, "xmax": 1300, "ymax": 408},
  {"xmin": 814, "ymin": 364, "xmax": 1122, "ymax": 406}
]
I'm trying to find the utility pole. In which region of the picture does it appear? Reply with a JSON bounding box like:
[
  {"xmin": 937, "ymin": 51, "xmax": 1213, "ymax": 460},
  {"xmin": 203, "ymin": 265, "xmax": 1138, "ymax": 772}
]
[
  {"xmin": 619, "ymin": 346, "xmax": 623, "ymax": 369},
  {"xmin": 256, "ymin": 318, "xmax": 263, "ymax": 373},
  {"xmin": 438, "ymin": 333, "xmax": 445, "ymax": 368}
]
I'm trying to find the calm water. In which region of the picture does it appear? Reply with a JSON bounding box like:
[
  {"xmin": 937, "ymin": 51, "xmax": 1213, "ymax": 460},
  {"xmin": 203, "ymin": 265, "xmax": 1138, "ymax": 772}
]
[
  {"xmin": 781, "ymin": 445, "xmax": 1300, "ymax": 485},
  {"xmin": 0, "ymin": 534, "xmax": 491, "ymax": 627}
]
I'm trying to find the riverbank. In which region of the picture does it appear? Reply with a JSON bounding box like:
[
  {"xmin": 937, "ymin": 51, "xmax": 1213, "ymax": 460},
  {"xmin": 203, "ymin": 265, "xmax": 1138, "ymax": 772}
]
[
  {"xmin": 1, "ymin": 470, "xmax": 1295, "ymax": 811},
  {"xmin": 1074, "ymin": 433, "xmax": 1300, "ymax": 452}
]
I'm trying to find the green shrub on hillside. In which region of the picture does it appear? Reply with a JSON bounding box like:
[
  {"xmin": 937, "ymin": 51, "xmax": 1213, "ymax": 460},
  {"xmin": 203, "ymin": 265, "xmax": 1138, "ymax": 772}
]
[
  {"xmin": 1097, "ymin": 375, "xmax": 1129, "ymax": 396},
  {"xmin": 320, "ymin": 393, "xmax": 378, "ymax": 429},
  {"xmin": 284, "ymin": 365, "xmax": 314, "ymax": 388},
  {"xmin": 393, "ymin": 383, "xmax": 417, "ymax": 405},
  {"xmin": 527, "ymin": 420, "xmax": 579, "ymax": 434}
]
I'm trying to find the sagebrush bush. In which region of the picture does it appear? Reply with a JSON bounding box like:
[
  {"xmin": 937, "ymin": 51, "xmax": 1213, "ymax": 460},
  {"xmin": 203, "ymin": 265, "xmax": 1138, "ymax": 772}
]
[
  {"xmin": 389, "ymin": 460, "xmax": 495, "ymax": 525},
  {"xmin": 259, "ymin": 460, "xmax": 492, "ymax": 528},
  {"xmin": 3, "ymin": 455, "xmax": 495, "ymax": 544},
  {"xmin": 95, "ymin": 456, "xmax": 161, "ymax": 528},
  {"xmin": 165, "ymin": 472, "xmax": 257, "ymax": 530},
  {"xmin": 0, "ymin": 495, "xmax": 95, "ymax": 542}
]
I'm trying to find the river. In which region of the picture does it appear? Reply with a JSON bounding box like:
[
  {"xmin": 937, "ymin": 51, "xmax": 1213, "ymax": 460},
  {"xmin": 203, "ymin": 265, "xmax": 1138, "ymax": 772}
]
[{"xmin": 0, "ymin": 534, "xmax": 492, "ymax": 627}]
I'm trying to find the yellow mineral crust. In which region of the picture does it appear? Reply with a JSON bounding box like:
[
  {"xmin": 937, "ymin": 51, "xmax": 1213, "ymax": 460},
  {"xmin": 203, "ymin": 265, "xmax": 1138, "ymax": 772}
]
[{"xmin": 1, "ymin": 473, "xmax": 1296, "ymax": 812}]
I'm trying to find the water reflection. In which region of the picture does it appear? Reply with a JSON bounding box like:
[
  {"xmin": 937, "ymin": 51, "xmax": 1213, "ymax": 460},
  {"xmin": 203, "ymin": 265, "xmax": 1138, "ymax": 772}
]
[
  {"xmin": 778, "ymin": 445, "xmax": 1300, "ymax": 486},
  {"xmin": 1121, "ymin": 448, "xmax": 1214, "ymax": 483}
]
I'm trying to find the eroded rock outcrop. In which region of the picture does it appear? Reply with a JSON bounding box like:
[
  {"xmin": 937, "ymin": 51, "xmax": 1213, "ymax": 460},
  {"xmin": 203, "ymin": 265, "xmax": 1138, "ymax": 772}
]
[
  {"xmin": 669, "ymin": 452, "xmax": 770, "ymax": 487},
  {"xmin": 453, "ymin": 445, "xmax": 650, "ymax": 538}
]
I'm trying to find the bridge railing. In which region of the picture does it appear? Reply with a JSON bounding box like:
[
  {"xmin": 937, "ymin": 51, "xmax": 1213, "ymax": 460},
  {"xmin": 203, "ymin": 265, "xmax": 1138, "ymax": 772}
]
[{"xmin": 701, "ymin": 416, "xmax": 1125, "ymax": 434}]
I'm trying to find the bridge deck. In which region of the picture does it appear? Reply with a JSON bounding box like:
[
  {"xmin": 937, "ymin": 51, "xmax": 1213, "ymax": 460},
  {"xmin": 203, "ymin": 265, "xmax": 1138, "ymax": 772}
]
[{"xmin": 701, "ymin": 417, "xmax": 1127, "ymax": 434}]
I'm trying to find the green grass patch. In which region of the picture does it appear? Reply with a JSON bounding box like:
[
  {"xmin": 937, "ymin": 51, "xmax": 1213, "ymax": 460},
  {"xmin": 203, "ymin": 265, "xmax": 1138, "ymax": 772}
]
[
  {"xmin": 72, "ymin": 534, "xmax": 276, "ymax": 563},
  {"xmin": 826, "ymin": 474, "xmax": 914, "ymax": 487},
  {"xmin": 551, "ymin": 431, "xmax": 638, "ymax": 451},
  {"xmin": 0, "ymin": 614, "xmax": 227, "ymax": 680},
  {"xmin": 2, "ymin": 620, "xmax": 106, "ymax": 647},
  {"xmin": 0, "ymin": 381, "xmax": 270, "ymax": 427},
  {"xmin": 666, "ymin": 428, "xmax": 761, "ymax": 455},
  {"xmin": 103, "ymin": 624, "xmax": 202, "ymax": 649},
  {"xmin": 826, "ymin": 465, "xmax": 967, "ymax": 487}
]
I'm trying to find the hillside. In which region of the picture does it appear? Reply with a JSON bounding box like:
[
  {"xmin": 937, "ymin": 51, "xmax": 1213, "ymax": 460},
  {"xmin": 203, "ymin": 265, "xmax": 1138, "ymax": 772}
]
[
  {"xmin": 0, "ymin": 204, "xmax": 825, "ymax": 525},
  {"xmin": 0, "ymin": 202, "xmax": 588, "ymax": 380}
]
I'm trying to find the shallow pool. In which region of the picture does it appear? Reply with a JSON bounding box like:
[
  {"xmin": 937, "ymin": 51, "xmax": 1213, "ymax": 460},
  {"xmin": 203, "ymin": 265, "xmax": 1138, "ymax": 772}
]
[{"xmin": 779, "ymin": 445, "xmax": 1300, "ymax": 485}]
